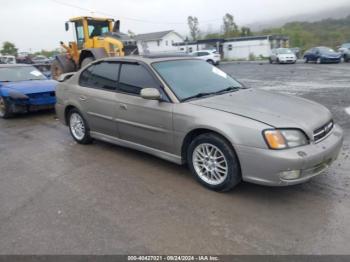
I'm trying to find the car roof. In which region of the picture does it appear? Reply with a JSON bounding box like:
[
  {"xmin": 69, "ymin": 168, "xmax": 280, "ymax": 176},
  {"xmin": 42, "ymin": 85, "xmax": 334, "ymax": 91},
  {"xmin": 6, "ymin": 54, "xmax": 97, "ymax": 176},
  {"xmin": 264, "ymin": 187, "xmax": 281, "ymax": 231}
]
[
  {"xmin": 0, "ymin": 64, "xmax": 32, "ymax": 68},
  {"xmin": 98, "ymin": 55, "xmax": 199, "ymax": 65}
]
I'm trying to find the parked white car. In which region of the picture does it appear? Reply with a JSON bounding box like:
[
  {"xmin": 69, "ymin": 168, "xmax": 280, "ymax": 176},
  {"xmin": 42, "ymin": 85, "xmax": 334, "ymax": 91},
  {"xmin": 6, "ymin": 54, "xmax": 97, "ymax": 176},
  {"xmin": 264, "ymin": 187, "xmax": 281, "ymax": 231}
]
[
  {"xmin": 191, "ymin": 50, "xmax": 221, "ymax": 65},
  {"xmin": 270, "ymin": 48, "xmax": 297, "ymax": 64},
  {"xmin": 0, "ymin": 55, "xmax": 16, "ymax": 64}
]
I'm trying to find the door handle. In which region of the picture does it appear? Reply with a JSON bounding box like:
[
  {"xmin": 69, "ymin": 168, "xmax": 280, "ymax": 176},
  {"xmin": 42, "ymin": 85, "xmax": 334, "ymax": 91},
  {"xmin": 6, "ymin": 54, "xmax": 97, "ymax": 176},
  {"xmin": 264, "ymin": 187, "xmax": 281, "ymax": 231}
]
[
  {"xmin": 120, "ymin": 104, "xmax": 127, "ymax": 110},
  {"xmin": 79, "ymin": 96, "xmax": 87, "ymax": 101}
]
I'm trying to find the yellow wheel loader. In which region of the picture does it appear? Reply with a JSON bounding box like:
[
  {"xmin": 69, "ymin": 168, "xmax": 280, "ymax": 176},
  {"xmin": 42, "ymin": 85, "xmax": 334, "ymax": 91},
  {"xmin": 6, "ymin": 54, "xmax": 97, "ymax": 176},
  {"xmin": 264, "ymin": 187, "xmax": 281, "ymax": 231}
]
[{"xmin": 51, "ymin": 16, "xmax": 137, "ymax": 80}]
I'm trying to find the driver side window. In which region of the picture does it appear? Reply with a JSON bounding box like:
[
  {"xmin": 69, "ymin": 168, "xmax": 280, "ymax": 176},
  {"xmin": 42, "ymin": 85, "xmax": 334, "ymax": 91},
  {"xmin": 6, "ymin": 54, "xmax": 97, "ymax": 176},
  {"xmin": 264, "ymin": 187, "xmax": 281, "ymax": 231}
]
[
  {"xmin": 75, "ymin": 21, "xmax": 84, "ymax": 49},
  {"xmin": 118, "ymin": 64, "xmax": 159, "ymax": 95}
]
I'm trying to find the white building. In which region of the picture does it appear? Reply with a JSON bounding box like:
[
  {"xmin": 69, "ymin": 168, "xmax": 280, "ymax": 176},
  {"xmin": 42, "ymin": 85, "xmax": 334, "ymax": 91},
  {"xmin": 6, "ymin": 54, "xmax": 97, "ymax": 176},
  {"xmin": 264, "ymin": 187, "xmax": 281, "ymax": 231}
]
[
  {"xmin": 223, "ymin": 35, "xmax": 289, "ymax": 60},
  {"xmin": 174, "ymin": 35, "xmax": 289, "ymax": 60},
  {"xmin": 135, "ymin": 30, "xmax": 184, "ymax": 55}
]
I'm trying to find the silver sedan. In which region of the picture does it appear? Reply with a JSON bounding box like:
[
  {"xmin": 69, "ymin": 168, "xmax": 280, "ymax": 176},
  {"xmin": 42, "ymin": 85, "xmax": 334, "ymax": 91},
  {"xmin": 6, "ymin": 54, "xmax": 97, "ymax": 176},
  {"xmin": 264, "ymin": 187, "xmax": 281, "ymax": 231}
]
[{"xmin": 55, "ymin": 57, "xmax": 343, "ymax": 191}]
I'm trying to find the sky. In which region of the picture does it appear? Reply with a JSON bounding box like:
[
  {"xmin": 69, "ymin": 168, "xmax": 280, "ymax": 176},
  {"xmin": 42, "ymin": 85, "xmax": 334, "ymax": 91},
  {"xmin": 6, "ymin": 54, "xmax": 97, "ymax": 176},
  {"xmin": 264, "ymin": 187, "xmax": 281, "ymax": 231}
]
[{"xmin": 1, "ymin": 0, "xmax": 349, "ymax": 52}]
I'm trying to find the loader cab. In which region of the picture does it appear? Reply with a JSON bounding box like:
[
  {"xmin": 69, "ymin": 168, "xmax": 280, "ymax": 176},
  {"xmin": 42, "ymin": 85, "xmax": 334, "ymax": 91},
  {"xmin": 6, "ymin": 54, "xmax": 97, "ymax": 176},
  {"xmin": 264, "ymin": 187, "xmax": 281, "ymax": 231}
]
[{"xmin": 66, "ymin": 17, "xmax": 114, "ymax": 49}]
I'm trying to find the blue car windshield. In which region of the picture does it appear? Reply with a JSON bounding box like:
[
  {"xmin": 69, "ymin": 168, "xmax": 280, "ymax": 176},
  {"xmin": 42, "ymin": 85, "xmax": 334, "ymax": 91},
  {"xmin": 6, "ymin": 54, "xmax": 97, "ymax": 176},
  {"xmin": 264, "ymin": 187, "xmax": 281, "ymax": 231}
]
[
  {"xmin": 319, "ymin": 47, "xmax": 336, "ymax": 54},
  {"xmin": 0, "ymin": 66, "xmax": 46, "ymax": 82},
  {"xmin": 152, "ymin": 60, "xmax": 242, "ymax": 101}
]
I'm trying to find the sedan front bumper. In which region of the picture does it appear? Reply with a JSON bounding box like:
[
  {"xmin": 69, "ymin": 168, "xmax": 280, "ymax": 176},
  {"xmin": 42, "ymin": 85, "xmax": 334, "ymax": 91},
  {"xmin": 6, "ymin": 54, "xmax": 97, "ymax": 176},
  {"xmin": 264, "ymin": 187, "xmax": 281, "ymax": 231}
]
[
  {"xmin": 235, "ymin": 124, "xmax": 343, "ymax": 186},
  {"xmin": 279, "ymin": 58, "xmax": 296, "ymax": 64}
]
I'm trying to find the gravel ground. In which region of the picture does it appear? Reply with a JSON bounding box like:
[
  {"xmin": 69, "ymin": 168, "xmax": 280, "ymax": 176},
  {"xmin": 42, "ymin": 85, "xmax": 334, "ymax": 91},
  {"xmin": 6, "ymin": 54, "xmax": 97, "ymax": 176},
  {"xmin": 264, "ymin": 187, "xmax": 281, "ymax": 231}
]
[{"xmin": 0, "ymin": 61, "xmax": 349, "ymax": 255}]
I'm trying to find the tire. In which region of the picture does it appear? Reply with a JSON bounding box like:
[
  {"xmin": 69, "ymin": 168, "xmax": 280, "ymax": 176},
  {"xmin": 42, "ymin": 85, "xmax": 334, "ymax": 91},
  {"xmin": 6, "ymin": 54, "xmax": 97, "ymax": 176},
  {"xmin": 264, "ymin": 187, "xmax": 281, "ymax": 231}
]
[
  {"xmin": 207, "ymin": 59, "xmax": 215, "ymax": 65},
  {"xmin": 269, "ymin": 58, "xmax": 273, "ymax": 64},
  {"xmin": 67, "ymin": 108, "xmax": 92, "ymax": 144},
  {"xmin": 51, "ymin": 59, "xmax": 64, "ymax": 80},
  {"xmin": 0, "ymin": 96, "xmax": 12, "ymax": 119},
  {"xmin": 304, "ymin": 57, "xmax": 309, "ymax": 63},
  {"xmin": 316, "ymin": 58, "xmax": 322, "ymax": 64},
  {"xmin": 81, "ymin": 57, "xmax": 95, "ymax": 68},
  {"xmin": 345, "ymin": 55, "xmax": 350, "ymax": 63},
  {"xmin": 277, "ymin": 58, "xmax": 281, "ymax": 64},
  {"xmin": 187, "ymin": 133, "xmax": 241, "ymax": 192}
]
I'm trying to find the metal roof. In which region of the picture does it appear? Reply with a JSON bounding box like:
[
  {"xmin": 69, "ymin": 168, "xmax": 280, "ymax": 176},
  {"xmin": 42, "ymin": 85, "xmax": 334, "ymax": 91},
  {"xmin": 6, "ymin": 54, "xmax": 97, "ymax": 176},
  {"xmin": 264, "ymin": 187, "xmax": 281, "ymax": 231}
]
[
  {"xmin": 97, "ymin": 55, "xmax": 197, "ymax": 65},
  {"xmin": 174, "ymin": 35, "xmax": 289, "ymax": 46},
  {"xmin": 135, "ymin": 30, "xmax": 175, "ymax": 41},
  {"xmin": 69, "ymin": 16, "xmax": 114, "ymax": 22},
  {"xmin": 224, "ymin": 35, "xmax": 269, "ymax": 42}
]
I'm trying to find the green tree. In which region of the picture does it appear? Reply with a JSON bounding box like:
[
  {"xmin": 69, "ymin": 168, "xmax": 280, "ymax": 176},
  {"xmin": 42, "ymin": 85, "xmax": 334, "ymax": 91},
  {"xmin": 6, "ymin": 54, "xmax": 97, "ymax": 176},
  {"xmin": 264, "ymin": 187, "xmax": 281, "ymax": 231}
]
[
  {"xmin": 34, "ymin": 48, "xmax": 62, "ymax": 58},
  {"xmin": 1, "ymin": 42, "xmax": 18, "ymax": 56},
  {"xmin": 258, "ymin": 15, "xmax": 350, "ymax": 51},
  {"xmin": 187, "ymin": 16, "xmax": 200, "ymax": 40},
  {"xmin": 204, "ymin": 33, "xmax": 223, "ymax": 39},
  {"xmin": 222, "ymin": 13, "xmax": 239, "ymax": 37},
  {"xmin": 240, "ymin": 27, "xmax": 252, "ymax": 37}
]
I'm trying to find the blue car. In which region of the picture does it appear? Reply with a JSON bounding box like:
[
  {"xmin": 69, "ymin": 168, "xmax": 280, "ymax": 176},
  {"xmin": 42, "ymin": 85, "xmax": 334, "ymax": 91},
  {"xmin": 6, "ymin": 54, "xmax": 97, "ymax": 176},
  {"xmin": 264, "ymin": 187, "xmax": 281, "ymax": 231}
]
[
  {"xmin": 0, "ymin": 64, "xmax": 57, "ymax": 118},
  {"xmin": 303, "ymin": 46, "xmax": 342, "ymax": 64}
]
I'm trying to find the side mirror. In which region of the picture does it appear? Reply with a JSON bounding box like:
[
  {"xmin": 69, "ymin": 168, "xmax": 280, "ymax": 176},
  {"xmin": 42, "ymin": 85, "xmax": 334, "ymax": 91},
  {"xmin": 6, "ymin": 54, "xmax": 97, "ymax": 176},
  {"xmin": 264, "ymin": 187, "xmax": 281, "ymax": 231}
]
[
  {"xmin": 113, "ymin": 20, "xmax": 120, "ymax": 33},
  {"xmin": 140, "ymin": 88, "xmax": 161, "ymax": 100},
  {"xmin": 57, "ymin": 72, "xmax": 75, "ymax": 82},
  {"xmin": 65, "ymin": 22, "xmax": 69, "ymax": 31}
]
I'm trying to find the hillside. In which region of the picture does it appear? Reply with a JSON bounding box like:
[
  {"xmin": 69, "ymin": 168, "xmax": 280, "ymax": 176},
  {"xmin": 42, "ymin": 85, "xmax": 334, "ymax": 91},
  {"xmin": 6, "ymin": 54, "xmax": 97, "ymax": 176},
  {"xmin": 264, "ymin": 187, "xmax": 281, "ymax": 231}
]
[
  {"xmin": 249, "ymin": 5, "xmax": 350, "ymax": 31},
  {"xmin": 259, "ymin": 15, "xmax": 350, "ymax": 50}
]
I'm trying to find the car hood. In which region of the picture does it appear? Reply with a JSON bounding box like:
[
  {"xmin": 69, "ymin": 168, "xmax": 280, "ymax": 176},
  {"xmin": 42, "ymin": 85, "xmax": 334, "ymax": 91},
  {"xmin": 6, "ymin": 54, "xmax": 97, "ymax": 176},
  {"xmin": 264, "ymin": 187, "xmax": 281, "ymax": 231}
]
[
  {"xmin": 321, "ymin": 53, "xmax": 341, "ymax": 58},
  {"xmin": 189, "ymin": 89, "xmax": 332, "ymax": 136},
  {"xmin": 278, "ymin": 54, "xmax": 296, "ymax": 59},
  {"xmin": 0, "ymin": 80, "xmax": 57, "ymax": 94}
]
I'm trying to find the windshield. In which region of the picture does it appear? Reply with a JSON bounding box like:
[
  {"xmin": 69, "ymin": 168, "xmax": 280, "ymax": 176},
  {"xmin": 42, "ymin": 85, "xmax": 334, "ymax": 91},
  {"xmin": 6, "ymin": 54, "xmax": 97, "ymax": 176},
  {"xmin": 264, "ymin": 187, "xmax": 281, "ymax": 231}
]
[
  {"xmin": 0, "ymin": 66, "xmax": 46, "ymax": 82},
  {"xmin": 88, "ymin": 20, "xmax": 110, "ymax": 37},
  {"xmin": 277, "ymin": 48, "xmax": 293, "ymax": 54},
  {"xmin": 319, "ymin": 47, "xmax": 336, "ymax": 54},
  {"xmin": 152, "ymin": 60, "xmax": 242, "ymax": 101}
]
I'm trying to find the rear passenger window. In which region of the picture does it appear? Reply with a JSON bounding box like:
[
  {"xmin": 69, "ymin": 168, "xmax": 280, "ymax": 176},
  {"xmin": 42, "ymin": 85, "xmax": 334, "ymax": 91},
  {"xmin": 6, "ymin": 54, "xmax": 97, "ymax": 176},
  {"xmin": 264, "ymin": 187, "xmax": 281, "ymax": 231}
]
[
  {"xmin": 118, "ymin": 64, "xmax": 158, "ymax": 95},
  {"xmin": 79, "ymin": 62, "xmax": 119, "ymax": 90}
]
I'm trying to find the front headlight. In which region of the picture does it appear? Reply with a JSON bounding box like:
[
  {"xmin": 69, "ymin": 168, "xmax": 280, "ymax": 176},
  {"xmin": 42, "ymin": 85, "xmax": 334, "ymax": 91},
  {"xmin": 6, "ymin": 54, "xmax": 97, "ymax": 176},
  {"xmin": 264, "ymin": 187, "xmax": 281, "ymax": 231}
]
[
  {"xmin": 8, "ymin": 90, "xmax": 29, "ymax": 100},
  {"xmin": 263, "ymin": 129, "xmax": 308, "ymax": 150}
]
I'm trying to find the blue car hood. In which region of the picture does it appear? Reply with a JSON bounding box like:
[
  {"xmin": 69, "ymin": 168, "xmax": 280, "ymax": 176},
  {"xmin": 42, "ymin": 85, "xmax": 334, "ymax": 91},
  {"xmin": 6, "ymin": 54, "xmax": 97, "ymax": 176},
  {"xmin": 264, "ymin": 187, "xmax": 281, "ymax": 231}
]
[
  {"xmin": 1, "ymin": 80, "xmax": 57, "ymax": 94},
  {"xmin": 322, "ymin": 53, "xmax": 341, "ymax": 58}
]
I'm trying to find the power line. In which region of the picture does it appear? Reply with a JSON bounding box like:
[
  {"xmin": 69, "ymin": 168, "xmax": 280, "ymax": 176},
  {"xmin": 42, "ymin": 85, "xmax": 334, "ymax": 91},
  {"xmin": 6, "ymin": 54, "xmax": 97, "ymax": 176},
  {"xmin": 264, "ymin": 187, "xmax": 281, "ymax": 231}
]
[{"xmin": 51, "ymin": 0, "xmax": 222, "ymax": 25}]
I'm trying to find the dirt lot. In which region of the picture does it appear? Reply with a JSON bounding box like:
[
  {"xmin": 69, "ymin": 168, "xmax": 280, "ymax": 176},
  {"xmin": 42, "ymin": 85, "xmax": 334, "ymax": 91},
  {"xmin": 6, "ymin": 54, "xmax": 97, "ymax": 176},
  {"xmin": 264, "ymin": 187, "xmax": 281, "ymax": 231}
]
[{"xmin": 0, "ymin": 61, "xmax": 349, "ymax": 255}]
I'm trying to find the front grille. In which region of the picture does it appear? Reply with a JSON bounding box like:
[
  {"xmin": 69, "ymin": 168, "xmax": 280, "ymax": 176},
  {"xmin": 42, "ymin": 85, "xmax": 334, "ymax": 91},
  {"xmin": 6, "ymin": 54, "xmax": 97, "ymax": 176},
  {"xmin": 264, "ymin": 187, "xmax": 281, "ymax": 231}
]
[
  {"xmin": 313, "ymin": 120, "xmax": 334, "ymax": 142},
  {"xmin": 27, "ymin": 92, "xmax": 55, "ymax": 99}
]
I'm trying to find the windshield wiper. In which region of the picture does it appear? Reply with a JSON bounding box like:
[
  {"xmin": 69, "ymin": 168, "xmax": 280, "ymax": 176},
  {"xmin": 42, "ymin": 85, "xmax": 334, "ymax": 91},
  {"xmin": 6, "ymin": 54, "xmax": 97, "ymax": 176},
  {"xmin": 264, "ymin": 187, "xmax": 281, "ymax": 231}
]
[
  {"xmin": 181, "ymin": 92, "xmax": 214, "ymax": 102},
  {"xmin": 181, "ymin": 86, "xmax": 241, "ymax": 102},
  {"xmin": 213, "ymin": 86, "xmax": 240, "ymax": 95}
]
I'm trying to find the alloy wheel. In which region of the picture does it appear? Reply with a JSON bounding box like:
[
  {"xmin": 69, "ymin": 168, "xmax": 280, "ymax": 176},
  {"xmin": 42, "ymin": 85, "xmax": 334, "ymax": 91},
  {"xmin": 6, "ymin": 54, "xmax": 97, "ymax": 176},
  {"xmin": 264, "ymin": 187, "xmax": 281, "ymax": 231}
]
[
  {"xmin": 192, "ymin": 143, "xmax": 228, "ymax": 185},
  {"xmin": 70, "ymin": 113, "xmax": 85, "ymax": 140}
]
